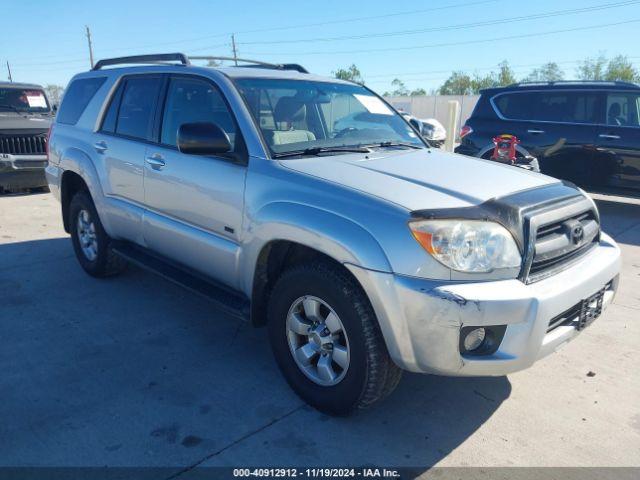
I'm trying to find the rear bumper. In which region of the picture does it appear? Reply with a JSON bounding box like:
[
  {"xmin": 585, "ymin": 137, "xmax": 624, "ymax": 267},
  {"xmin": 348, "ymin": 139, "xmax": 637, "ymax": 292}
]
[
  {"xmin": 0, "ymin": 154, "xmax": 48, "ymax": 189},
  {"xmin": 347, "ymin": 232, "xmax": 621, "ymax": 376}
]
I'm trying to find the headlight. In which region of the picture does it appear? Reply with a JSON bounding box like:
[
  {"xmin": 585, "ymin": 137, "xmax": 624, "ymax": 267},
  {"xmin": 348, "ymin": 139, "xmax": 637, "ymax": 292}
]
[{"xmin": 409, "ymin": 219, "xmax": 522, "ymax": 273}]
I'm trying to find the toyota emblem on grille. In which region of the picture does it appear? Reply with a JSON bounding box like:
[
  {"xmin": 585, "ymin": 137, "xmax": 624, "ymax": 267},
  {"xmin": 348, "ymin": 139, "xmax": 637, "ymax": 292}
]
[{"xmin": 571, "ymin": 225, "xmax": 584, "ymax": 245}]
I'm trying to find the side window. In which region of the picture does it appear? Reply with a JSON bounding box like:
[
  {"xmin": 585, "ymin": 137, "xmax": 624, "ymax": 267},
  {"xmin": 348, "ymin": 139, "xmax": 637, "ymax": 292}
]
[
  {"xmin": 607, "ymin": 93, "xmax": 640, "ymax": 127},
  {"xmin": 115, "ymin": 76, "xmax": 162, "ymax": 140},
  {"xmin": 57, "ymin": 77, "xmax": 106, "ymax": 125},
  {"xmin": 100, "ymin": 82, "xmax": 124, "ymax": 133},
  {"xmin": 161, "ymin": 76, "xmax": 236, "ymax": 148},
  {"xmin": 494, "ymin": 93, "xmax": 537, "ymax": 120},
  {"xmin": 535, "ymin": 92, "xmax": 599, "ymax": 124}
]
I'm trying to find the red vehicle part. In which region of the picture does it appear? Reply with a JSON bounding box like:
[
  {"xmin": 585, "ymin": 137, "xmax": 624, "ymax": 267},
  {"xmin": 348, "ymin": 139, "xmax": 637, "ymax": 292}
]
[{"xmin": 490, "ymin": 134, "xmax": 519, "ymax": 164}]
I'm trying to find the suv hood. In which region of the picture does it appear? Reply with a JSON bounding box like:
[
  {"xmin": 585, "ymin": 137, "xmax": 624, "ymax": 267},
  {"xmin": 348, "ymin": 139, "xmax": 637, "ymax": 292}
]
[
  {"xmin": 0, "ymin": 112, "xmax": 52, "ymax": 131},
  {"xmin": 280, "ymin": 148, "xmax": 558, "ymax": 211}
]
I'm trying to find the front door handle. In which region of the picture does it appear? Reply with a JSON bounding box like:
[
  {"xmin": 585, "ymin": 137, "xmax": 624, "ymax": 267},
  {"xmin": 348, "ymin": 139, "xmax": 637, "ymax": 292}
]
[
  {"xmin": 145, "ymin": 153, "xmax": 166, "ymax": 169},
  {"xmin": 599, "ymin": 134, "xmax": 621, "ymax": 140},
  {"xmin": 527, "ymin": 129, "xmax": 545, "ymax": 135},
  {"xmin": 94, "ymin": 141, "xmax": 108, "ymax": 153}
]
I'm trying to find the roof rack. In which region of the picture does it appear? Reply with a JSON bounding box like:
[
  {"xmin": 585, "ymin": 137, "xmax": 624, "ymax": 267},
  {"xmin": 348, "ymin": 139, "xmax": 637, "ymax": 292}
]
[
  {"xmin": 93, "ymin": 53, "xmax": 190, "ymax": 70},
  {"xmin": 91, "ymin": 53, "xmax": 308, "ymax": 73},
  {"xmin": 189, "ymin": 56, "xmax": 308, "ymax": 73},
  {"xmin": 508, "ymin": 80, "xmax": 639, "ymax": 88}
]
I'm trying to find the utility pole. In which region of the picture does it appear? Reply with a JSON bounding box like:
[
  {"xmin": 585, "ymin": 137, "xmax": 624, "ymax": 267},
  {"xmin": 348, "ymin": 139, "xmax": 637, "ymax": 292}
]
[
  {"xmin": 231, "ymin": 34, "xmax": 238, "ymax": 66},
  {"xmin": 6, "ymin": 61, "xmax": 12, "ymax": 82},
  {"xmin": 85, "ymin": 25, "xmax": 94, "ymax": 68}
]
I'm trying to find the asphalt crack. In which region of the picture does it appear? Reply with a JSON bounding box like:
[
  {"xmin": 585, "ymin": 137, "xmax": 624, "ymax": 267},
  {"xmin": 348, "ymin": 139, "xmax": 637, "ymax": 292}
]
[{"xmin": 165, "ymin": 404, "xmax": 305, "ymax": 479}]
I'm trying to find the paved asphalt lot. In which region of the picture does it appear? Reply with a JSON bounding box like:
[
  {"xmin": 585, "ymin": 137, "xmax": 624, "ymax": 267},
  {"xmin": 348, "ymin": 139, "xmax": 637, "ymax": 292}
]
[{"xmin": 1, "ymin": 191, "xmax": 639, "ymax": 475}]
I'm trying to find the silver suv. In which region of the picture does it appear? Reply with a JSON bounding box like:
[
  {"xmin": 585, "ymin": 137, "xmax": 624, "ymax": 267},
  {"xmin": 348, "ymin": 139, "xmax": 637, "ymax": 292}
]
[{"xmin": 46, "ymin": 54, "xmax": 621, "ymax": 414}]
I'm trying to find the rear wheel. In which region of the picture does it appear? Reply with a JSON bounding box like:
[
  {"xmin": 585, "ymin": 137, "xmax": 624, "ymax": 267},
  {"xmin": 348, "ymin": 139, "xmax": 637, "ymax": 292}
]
[
  {"xmin": 69, "ymin": 191, "xmax": 127, "ymax": 277},
  {"xmin": 268, "ymin": 261, "xmax": 402, "ymax": 415}
]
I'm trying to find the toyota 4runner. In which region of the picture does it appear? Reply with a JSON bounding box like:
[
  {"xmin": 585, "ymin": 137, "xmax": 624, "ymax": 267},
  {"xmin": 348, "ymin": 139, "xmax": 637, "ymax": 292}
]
[{"xmin": 46, "ymin": 54, "xmax": 621, "ymax": 414}]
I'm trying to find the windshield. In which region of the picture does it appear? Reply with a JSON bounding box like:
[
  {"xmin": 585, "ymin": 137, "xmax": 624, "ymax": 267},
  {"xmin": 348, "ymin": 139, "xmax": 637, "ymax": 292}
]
[
  {"xmin": 0, "ymin": 88, "xmax": 50, "ymax": 113},
  {"xmin": 234, "ymin": 78, "xmax": 424, "ymax": 157}
]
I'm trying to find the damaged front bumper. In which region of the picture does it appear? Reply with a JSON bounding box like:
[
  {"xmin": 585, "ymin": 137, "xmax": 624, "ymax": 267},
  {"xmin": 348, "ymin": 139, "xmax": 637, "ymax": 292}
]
[{"xmin": 347, "ymin": 232, "xmax": 621, "ymax": 376}]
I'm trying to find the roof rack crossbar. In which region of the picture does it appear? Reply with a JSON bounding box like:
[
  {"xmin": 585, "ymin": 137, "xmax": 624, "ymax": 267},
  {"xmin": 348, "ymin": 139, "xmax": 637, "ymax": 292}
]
[
  {"xmin": 189, "ymin": 56, "xmax": 309, "ymax": 73},
  {"xmin": 92, "ymin": 53, "xmax": 190, "ymax": 70},
  {"xmin": 508, "ymin": 80, "xmax": 639, "ymax": 88}
]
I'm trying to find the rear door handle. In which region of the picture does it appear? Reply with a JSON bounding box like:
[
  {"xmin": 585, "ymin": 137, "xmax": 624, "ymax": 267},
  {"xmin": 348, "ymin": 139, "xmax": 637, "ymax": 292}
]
[
  {"xmin": 599, "ymin": 134, "xmax": 621, "ymax": 140},
  {"xmin": 94, "ymin": 141, "xmax": 108, "ymax": 153},
  {"xmin": 527, "ymin": 129, "xmax": 545, "ymax": 135},
  {"xmin": 145, "ymin": 153, "xmax": 166, "ymax": 169}
]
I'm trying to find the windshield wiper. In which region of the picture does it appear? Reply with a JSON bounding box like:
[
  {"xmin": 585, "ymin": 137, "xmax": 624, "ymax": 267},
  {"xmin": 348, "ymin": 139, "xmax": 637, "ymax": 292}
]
[
  {"xmin": 273, "ymin": 146, "xmax": 371, "ymax": 158},
  {"xmin": 363, "ymin": 141, "xmax": 424, "ymax": 150}
]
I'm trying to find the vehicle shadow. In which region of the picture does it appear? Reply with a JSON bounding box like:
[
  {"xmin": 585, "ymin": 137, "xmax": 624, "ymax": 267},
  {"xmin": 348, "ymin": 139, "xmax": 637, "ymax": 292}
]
[{"xmin": 0, "ymin": 237, "xmax": 509, "ymax": 472}]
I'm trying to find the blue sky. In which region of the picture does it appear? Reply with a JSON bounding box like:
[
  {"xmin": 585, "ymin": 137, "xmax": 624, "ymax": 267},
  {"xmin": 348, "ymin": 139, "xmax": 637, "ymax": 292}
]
[{"xmin": 3, "ymin": 0, "xmax": 640, "ymax": 92}]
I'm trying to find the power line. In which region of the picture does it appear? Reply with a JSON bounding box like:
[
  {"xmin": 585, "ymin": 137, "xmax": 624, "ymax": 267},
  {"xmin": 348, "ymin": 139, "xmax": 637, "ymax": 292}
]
[
  {"xmin": 238, "ymin": 0, "xmax": 640, "ymax": 45},
  {"xmin": 242, "ymin": 18, "xmax": 640, "ymax": 56},
  {"xmin": 8, "ymin": 0, "xmax": 498, "ymax": 65}
]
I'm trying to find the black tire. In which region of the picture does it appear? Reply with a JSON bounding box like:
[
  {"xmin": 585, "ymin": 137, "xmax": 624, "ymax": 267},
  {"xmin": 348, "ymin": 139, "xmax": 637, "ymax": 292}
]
[
  {"xmin": 268, "ymin": 261, "xmax": 402, "ymax": 415},
  {"xmin": 69, "ymin": 190, "xmax": 127, "ymax": 277}
]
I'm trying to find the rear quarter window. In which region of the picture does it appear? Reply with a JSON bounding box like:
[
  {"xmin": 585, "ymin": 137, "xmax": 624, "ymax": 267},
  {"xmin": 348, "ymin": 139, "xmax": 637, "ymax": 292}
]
[
  {"xmin": 56, "ymin": 77, "xmax": 106, "ymax": 125},
  {"xmin": 493, "ymin": 92, "xmax": 537, "ymax": 120}
]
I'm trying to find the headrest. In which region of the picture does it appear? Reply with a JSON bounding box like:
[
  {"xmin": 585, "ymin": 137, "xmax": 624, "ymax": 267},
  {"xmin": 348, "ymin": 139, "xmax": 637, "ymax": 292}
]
[
  {"xmin": 608, "ymin": 103, "xmax": 621, "ymax": 116},
  {"xmin": 274, "ymin": 97, "xmax": 306, "ymax": 124}
]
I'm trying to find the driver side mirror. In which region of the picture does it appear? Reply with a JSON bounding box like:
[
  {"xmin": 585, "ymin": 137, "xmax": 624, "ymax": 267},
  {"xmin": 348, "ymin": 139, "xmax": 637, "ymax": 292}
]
[{"xmin": 177, "ymin": 122, "xmax": 231, "ymax": 156}]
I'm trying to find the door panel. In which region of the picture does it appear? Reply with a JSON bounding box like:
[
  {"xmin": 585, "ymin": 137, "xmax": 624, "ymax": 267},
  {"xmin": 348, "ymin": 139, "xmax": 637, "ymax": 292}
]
[
  {"xmin": 93, "ymin": 75, "xmax": 163, "ymax": 242},
  {"xmin": 593, "ymin": 92, "xmax": 640, "ymax": 190},
  {"xmin": 142, "ymin": 75, "xmax": 246, "ymax": 288}
]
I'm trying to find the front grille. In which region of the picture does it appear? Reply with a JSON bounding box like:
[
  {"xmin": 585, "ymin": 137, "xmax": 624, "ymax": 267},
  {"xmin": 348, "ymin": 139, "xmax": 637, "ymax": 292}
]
[
  {"xmin": 0, "ymin": 134, "xmax": 48, "ymax": 155},
  {"xmin": 527, "ymin": 208, "xmax": 599, "ymax": 282}
]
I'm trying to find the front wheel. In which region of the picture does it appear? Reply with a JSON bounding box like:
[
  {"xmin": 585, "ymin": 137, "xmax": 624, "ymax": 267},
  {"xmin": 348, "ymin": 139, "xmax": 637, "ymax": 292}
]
[{"xmin": 268, "ymin": 261, "xmax": 402, "ymax": 415}]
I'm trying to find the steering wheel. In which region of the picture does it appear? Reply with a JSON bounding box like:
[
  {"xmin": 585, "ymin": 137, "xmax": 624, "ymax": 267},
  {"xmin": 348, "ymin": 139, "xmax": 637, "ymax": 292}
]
[{"xmin": 334, "ymin": 127, "xmax": 358, "ymax": 138}]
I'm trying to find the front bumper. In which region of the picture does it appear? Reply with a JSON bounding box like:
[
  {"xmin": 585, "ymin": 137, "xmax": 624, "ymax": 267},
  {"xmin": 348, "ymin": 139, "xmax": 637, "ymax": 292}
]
[
  {"xmin": 0, "ymin": 154, "xmax": 48, "ymax": 189},
  {"xmin": 347, "ymin": 232, "xmax": 621, "ymax": 376}
]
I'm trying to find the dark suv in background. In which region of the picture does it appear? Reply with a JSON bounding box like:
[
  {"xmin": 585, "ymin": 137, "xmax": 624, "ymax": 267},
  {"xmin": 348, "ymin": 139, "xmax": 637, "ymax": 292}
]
[
  {"xmin": 0, "ymin": 82, "xmax": 53, "ymax": 193},
  {"xmin": 456, "ymin": 81, "xmax": 640, "ymax": 192}
]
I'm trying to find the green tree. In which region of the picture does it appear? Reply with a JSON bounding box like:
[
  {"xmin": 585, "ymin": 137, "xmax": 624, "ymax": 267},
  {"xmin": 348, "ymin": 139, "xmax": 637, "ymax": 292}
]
[
  {"xmin": 388, "ymin": 78, "xmax": 409, "ymax": 96},
  {"xmin": 496, "ymin": 60, "xmax": 516, "ymax": 86},
  {"xmin": 525, "ymin": 62, "xmax": 565, "ymax": 82},
  {"xmin": 471, "ymin": 73, "xmax": 498, "ymax": 92},
  {"xmin": 604, "ymin": 55, "xmax": 640, "ymax": 82},
  {"xmin": 44, "ymin": 84, "xmax": 64, "ymax": 105},
  {"xmin": 410, "ymin": 87, "xmax": 427, "ymax": 96},
  {"xmin": 333, "ymin": 64, "xmax": 365, "ymax": 84},
  {"xmin": 576, "ymin": 54, "xmax": 608, "ymax": 80},
  {"xmin": 438, "ymin": 71, "xmax": 473, "ymax": 95}
]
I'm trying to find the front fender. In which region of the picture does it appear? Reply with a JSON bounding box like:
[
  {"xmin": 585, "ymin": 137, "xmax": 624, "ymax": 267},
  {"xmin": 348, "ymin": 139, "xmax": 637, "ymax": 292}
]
[{"xmin": 240, "ymin": 201, "xmax": 392, "ymax": 296}]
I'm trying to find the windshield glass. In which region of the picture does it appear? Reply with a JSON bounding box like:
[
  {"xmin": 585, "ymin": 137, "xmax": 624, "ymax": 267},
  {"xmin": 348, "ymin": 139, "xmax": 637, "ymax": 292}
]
[
  {"xmin": 0, "ymin": 88, "xmax": 50, "ymax": 113},
  {"xmin": 234, "ymin": 78, "xmax": 424, "ymax": 156}
]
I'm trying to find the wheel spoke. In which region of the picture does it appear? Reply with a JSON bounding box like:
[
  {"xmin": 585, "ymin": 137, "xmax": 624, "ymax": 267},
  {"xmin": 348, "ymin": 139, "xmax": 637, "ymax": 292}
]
[
  {"xmin": 324, "ymin": 312, "xmax": 342, "ymax": 334},
  {"xmin": 316, "ymin": 354, "xmax": 337, "ymax": 383},
  {"xmin": 288, "ymin": 313, "xmax": 312, "ymax": 336},
  {"xmin": 295, "ymin": 343, "xmax": 318, "ymax": 367},
  {"xmin": 302, "ymin": 297, "xmax": 322, "ymax": 323},
  {"xmin": 332, "ymin": 344, "xmax": 349, "ymax": 369}
]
